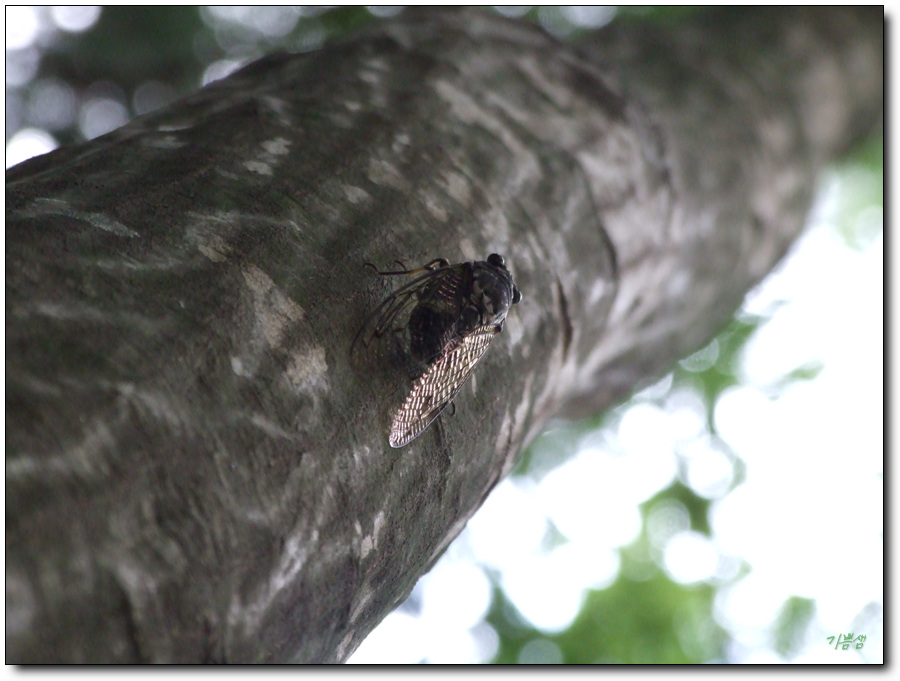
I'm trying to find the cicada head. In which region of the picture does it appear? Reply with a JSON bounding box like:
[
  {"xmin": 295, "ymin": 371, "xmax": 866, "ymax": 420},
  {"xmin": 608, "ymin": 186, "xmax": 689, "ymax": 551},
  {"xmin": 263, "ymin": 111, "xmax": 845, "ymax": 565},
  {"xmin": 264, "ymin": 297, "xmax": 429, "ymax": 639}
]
[{"xmin": 464, "ymin": 253, "xmax": 522, "ymax": 333}]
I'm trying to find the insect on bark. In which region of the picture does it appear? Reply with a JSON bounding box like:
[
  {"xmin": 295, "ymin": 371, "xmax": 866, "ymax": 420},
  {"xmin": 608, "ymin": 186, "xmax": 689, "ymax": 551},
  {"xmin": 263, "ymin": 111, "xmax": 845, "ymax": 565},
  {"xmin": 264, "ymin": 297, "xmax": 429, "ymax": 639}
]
[{"xmin": 352, "ymin": 253, "xmax": 522, "ymax": 448}]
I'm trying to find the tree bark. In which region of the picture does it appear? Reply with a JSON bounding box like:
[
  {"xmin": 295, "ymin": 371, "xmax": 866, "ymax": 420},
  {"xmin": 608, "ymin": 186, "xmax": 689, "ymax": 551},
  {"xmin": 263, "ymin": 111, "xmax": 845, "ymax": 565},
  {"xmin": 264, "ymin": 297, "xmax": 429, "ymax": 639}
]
[{"xmin": 5, "ymin": 7, "xmax": 882, "ymax": 663}]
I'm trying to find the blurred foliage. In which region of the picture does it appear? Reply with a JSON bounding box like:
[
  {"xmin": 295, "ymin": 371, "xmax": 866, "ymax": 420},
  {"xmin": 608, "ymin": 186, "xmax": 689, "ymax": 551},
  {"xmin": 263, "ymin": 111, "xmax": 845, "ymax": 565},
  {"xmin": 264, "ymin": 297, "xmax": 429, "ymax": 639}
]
[
  {"xmin": 772, "ymin": 597, "xmax": 816, "ymax": 659},
  {"xmin": 6, "ymin": 6, "xmax": 378, "ymax": 146},
  {"xmin": 43, "ymin": 7, "xmax": 205, "ymax": 90},
  {"xmin": 673, "ymin": 315, "xmax": 766, "ymax": 431},
  {"xmin": 512, "ymin": 416, "xmax": 605, "ymax": 481},
  {"xmin": 613, "ymin": 5, "xmax": 705, "ymax": 26},
  {"xmin": 644, "ymin": 481, "xmax": 713, "ymax": 538},
  {"xmin": 488, "ymin": 568, "xmax": 725, "ymax": 663},
  {"xmin": 830, "ymin": 133, "xmax": 884, "ymax": 250}
]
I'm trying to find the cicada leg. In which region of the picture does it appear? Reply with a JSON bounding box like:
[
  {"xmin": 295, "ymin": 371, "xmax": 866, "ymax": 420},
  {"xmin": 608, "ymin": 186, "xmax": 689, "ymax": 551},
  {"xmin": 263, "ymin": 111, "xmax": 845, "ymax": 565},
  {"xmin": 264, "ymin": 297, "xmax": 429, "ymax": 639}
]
[{"xmin": 363, "ymin": 258, "xmax": 450, "ymax": 277}]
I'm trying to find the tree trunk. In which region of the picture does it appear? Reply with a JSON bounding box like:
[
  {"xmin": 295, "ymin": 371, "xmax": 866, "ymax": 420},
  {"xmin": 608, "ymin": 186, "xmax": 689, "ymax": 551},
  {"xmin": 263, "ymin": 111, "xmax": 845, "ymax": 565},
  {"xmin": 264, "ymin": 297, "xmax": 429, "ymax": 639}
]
[{"xmin": 5, "ymin": 7, "xmax": 882, "ymax": 663}]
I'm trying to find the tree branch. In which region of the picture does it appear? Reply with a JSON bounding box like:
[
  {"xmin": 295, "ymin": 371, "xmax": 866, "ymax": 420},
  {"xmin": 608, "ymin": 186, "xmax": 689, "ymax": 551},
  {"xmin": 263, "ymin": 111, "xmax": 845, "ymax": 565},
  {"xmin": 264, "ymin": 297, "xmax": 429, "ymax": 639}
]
[{"xmin": 6, "ymin": 7, "xmax": 882, "ymax": 663}]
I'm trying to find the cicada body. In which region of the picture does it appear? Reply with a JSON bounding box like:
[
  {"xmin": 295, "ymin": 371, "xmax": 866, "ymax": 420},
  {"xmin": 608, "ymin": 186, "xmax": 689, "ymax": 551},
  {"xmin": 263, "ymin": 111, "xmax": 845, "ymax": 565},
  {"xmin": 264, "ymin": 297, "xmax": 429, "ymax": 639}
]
[{"xmin": 352, "ymin": 253, "xmax": 522, "ymax": 447}]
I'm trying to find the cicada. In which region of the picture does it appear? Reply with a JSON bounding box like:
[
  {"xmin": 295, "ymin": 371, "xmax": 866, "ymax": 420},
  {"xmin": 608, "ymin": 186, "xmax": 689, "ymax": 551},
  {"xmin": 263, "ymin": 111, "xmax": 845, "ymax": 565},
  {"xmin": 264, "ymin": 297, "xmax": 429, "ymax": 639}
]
[{"xmin": 352, "ymin": 253, "xmax": 522, "ymax": 448}]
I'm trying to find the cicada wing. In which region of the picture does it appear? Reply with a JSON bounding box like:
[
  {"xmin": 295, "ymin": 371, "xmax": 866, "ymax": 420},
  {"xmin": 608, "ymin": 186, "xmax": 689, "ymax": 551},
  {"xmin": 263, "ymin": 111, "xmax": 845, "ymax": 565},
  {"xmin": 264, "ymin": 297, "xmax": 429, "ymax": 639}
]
[
  {"xmin": 389, "ymin": 325, "xmax": 500, "ymax": 448},
  {"xmin": 350, "ymin": 264, "xmax": 458, "ymax": 358},
  {"xmin": 351, "ymin": 271, "xmax": 430, "ymax": 359}
]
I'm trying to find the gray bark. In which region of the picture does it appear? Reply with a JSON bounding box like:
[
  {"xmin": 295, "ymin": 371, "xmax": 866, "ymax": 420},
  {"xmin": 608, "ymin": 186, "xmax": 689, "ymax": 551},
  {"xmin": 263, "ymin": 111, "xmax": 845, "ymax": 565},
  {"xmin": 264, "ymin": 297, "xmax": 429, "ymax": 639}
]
[{"xmin": 5, "ymin": 7, "xmax": 882, "ymax": 663}]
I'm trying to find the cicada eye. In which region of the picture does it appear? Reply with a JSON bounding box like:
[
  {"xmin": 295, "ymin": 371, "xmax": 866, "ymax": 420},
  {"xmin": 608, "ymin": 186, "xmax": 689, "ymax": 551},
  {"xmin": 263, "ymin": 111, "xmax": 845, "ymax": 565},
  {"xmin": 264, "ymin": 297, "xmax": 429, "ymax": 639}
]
[
  {"xmin": 512, "ymin": 286, "xmax": 522, "ymax": 305},
  {"xmin": 487, "ymin": 253, "xmax": 505, "ymax": 268}
]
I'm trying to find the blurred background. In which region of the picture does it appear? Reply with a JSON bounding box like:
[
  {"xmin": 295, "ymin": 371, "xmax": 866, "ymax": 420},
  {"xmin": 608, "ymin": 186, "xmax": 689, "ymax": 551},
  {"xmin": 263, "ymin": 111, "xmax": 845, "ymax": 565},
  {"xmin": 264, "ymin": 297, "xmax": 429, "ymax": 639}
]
[{"xmin": 6, "ymin": 6, "xmax": 883, "ymax": 664}]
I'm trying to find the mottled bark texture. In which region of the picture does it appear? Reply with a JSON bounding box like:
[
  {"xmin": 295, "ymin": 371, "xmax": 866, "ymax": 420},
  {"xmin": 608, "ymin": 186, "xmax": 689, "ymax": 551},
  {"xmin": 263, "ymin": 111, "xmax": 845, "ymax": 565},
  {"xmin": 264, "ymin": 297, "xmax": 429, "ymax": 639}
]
[{"xmin": 6, "ymin": 7, "xmax": 882, "ymax": 663}]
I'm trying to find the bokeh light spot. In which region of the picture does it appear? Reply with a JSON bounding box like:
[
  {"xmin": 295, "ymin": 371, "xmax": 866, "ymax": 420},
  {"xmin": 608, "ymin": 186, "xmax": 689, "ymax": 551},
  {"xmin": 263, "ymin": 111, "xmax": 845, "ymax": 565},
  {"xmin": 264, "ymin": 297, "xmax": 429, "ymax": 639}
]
[
  {"xmin": 6, "ymin": 127, "xmax": 57, "ymax": 168},
  {"xmin": 6, "ymin": 7, "xmax": 40, "ymax": 50},
  {"xmin": 78, "ymin": 97, "xmax": 129, "ymax": 140},
  {"xmin": 518, "ymin": 638, "xmax": 564, "ymax": 664},
  {"xmin": 50, "ymin": 6, "xmax": 101, "ymax": 33},
  {"xmin": 663, "ymin": 531, "xmax": 719, "ymax": 584},
  {"xmin": 27, "ymin": 78, "xmax": 77, "ymax": 131}
]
